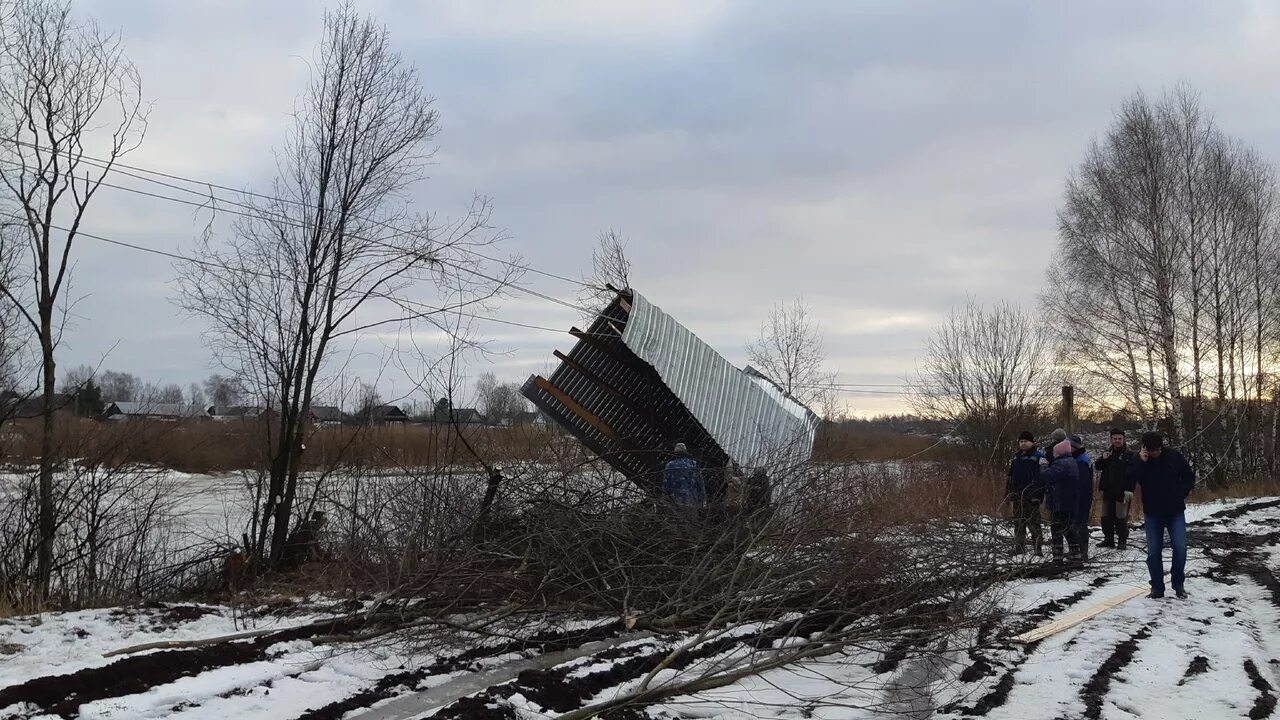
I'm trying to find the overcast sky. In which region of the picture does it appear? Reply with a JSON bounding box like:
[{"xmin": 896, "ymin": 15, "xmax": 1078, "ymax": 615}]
[{"xmin": 44, "ymin": 0, "xmax": 1280, "ymax": 415}]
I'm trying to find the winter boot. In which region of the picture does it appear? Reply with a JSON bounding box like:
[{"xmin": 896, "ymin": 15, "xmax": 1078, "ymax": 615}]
[{"xmin": 1099, "ymin": 516, "xmax": 1115, "ymax": 548}]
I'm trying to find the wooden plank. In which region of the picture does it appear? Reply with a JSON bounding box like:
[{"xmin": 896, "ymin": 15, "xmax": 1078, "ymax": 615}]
[
  {"xmin": 1012, "ymin": 577, "xmax": 1166, "ymax": 644},
  {"xmin": 570, "ymin": 328, "xmax": 646, "ymax": 374},
  {"xmin": 525, "ymin": 387, "xmax": 644, "ymax": 482},
  {"xmin": 533, "ymin": 376, "xmax": 619, "ymax": 440},
  {"xmin": 554, "ymin": 349, "xmax": 672, "ymax": 447},
  {"xmin": 554, "ymin": 351, "xmax": 651, "ymax": 419}
]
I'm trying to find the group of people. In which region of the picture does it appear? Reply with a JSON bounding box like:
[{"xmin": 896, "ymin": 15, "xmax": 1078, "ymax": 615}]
[{"xmin": 1006, "ymin": 428, "xmax": 1196, "ymax": 599}]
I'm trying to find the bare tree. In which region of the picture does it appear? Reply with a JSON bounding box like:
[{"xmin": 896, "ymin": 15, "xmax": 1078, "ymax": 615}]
[
  {"xmin": 1051, "ymin": 86, "xmax": 1280, "ymax": 483},
  {"xmin": 0, "ymin": 0, "xmax": 146, "ymax": 597},
  {"xmin": 203, "ymin": 373, "xmax": 244, "ymax": 407},
  {"xmin": 98, "ymin": 370, "xmax": 140, "ymax": 402},
  {"xmin": 176, "ymin": 4, "xmax": 512, "ymax": 567},
  {"xmin": 746, "ymin": 297, "xmax": 835, "ymax": 414},
  {"xmin": 474, "ymin": 371, "xmax": 526, "ymax": 425},
  {"xmin": 59, "ymin": 363, "xmax": 94, "ymax": 391},
  {"xmin": 146, "ymin": 382, "xmax": 184, "ymax": 404},
  {"xmin": 187, "ymin": 382, "xmax": 205, "ymax": 407},
  {"xmin": 910, "ymin": 298, "xmax": 1054, "ymax": 464},
  {"xmin": 355, "ymin": 382, "xmax": 382, "ymax": 420},
  {"xmin": 577, "ymin": 229, "xmax": 633, "ymax": 319}
]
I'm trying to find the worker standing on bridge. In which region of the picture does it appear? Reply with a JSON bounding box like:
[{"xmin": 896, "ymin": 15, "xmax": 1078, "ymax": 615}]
[
  {"xmin": 1133, "ymin": 431, "xmax": 1195, "ymax": 599},
  {"xmin": 663, "ymin": 442, "xmax": 705, "ymax": 521},
  {"xmin": 1095, "ymin": 429, "xmax": 1136, "ymax": 549}
]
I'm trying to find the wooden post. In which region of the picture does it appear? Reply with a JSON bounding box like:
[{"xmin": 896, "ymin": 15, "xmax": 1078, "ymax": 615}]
[{"xmin": 1062, "ymin": 385, "xmax": 1074, "ymax": 434}]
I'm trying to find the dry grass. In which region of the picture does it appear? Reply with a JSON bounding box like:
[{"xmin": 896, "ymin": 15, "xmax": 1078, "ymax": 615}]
[
  {"xmin": 0, "ymin": 416, "xmax": 566, "ymax": 473},
  {"xmin": 1188, "ymin": 476, "xmax": 1280, "ymax": 503},
  {"xmin": 860, "ymin": 463, "xmax": 1005, "ymax": 525},
  {"xmin": 812, "ymin": 425, "xmax": 966, "ymax": 463}
]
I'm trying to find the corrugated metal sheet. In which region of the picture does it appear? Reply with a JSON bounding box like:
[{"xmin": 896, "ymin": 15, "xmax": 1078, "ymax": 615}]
[{"xmin": 621, "ymin": 292, "xmax": 819, "ymax": 471}]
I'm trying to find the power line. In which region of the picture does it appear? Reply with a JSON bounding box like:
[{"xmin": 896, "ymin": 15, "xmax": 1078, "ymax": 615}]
[
  {"xmin": 1, "ymin": 209, "xmax": 907, "ymax": 390},
  {"xmin": 0, "ymin": 209, "xmax": 610, "ymax": 338},
  {"xmin": 0, "ymin": 136, "xmax": 594, "ymax": 290},
  {"xmin": 0, "ymin": 154, "xmax": 599, "ymax": 317}
]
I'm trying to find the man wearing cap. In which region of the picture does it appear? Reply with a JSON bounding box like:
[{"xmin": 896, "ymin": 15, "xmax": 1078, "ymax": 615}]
[
  {"xmin": 1132, "ymin": 431, "xmax": 1195, "ymax": 599},
  {"xmin": 663, "ymin": 442, "xmax": 705, "ymax": 520},
  {"xmin": 1095, "ymin": 429, "xmax": 1137, "ymax": 549},
  {"xmin": 1044, "ymin": 427, "xmax": 1068, "ymax": 461},
  {"xmin": 1005, "ymin": 431, "xmax": 1046, "ymax": 555}
]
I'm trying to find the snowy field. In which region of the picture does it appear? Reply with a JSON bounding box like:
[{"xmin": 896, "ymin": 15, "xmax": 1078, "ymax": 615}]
[{"xmin": 4, "ymin": 497, "xmax": 1280, "ymax": 719}]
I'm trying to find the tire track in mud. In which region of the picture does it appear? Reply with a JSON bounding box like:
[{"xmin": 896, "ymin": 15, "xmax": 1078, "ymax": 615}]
[
  {"xmin": 1245, "ymin": 659, "xmax": 1278, "ymax": 719},
  {"xmin": 943, "ymin": 582, "xmax": 1103, "ymax": 717},
  {"xmin": 1178, "ymin": 655, "xmax": 1210, "ymax": 685},
  {"xmin": 0, "ymin": 616, "xmax": 370, "ymax": 718},
  {"xmin": 292, "ymin": 621, "xmax": 625, "ymax": 720},
  {"xmin": 427, "ymin": 612, "xmax": 938, "ymax": 720},
  {"xmin": 0, "ymin": 617, "xmax": 624, "ymax": 720},
  {"xmin": 1079, "ymin": 625, "xmax": 1152, "ymax": 720},
  {"xmin": 943, "ymin": 562, "xmax": 1134, "ymax": 717}
]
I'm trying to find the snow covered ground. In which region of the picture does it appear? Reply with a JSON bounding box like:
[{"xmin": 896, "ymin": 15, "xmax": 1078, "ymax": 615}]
[{"xmin": 4, "ymin": 496, "xmax": 1280, "ymax": 719}]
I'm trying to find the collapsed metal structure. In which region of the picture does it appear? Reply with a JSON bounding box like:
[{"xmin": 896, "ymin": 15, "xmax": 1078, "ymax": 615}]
[{"xmin": 521, "ymin": 289, "xmax": 820, "ymax": 495}]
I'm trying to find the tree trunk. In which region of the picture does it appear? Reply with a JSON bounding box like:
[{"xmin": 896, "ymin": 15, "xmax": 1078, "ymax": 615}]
[{"xmin": 36, "ymin": 325, "xmax": 56, "ymax": 600}]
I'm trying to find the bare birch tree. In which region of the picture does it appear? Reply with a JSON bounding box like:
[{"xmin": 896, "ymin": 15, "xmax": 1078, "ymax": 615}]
[
  {"xmin": 1050, "ymin": 86, "xmax": 1280, "ymax": 483},
  {"xmin": 577, "ymin": 228, "xmax": 632, "ymax": 320},
  {"xmin": 910, "ymin": 298, "xmax": 1054, "ymax": 464},
  {"xmin": 176, "ymin": 4, "xmax": 513, "ymax": 568},
  {"xmin": 746, "ymin": 297, "xmax": 836, "ymax": 414},
  {"xmin": 0, "ymin": 0, "xmax": 146, "ymax": 598}
]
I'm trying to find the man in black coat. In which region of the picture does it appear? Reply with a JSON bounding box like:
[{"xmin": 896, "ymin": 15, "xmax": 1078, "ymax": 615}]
[
  {"xmin": 1005, "ymin": 430, "xmax": 1045, "ymax": 555},
  {"xmin": 1094, "ymin": 429, "xmax": 1137, "ymax": 549},
  {"xmin": 1133, "ymin": 431, "xmax": 1195, "ymax": 599}
]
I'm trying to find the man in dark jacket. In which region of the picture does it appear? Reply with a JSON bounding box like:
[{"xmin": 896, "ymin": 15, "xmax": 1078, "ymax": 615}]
[
  {"xmin": 663, "ymin": 442, "xmax": 705, "ymax": 520},
  {"xmin": 1095, "ymin": 429, "xmax": 1137, "ymax": 549},
  {"xmin": 1006, "ymin": 430, "xmax": 1045, "ymax": 555},
  {"xmin": 744, "ymin": 467, "xmax": 773, "ymax": 530},
  {"xmin": 1133, "ymin": 431, "xmax": 1195, "ymax": 599},
  {"xmin": 1069, "ymin": 435, "xmax": 1094, "ymax": 561},
  {"xmin": 1040, "ymin": 438, "xmax": 1082, "ymax": 563}
]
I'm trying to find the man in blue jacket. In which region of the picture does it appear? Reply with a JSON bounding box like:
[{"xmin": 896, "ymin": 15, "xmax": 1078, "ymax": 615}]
[
  {"xmin": 1041, "ymin": 438, "xmax": 1083, "ymax": 563},
  {"xmin": 1006, "ymin": 430, "xmax": 1045, "ymax": 555},
  {"xmin": 663, "ymin": 442, "xmax": 705, "ymax": 520},
  {"xmin": 1133, "ymin": 431, "xmax": 1195, "ymax": 599},
  {"xmin": 1069, "ymin": 435, "xmax": 1094, "ymax": 561}
]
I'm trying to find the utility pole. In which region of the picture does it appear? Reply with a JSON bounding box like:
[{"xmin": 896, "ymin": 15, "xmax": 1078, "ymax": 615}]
[{"xmin": 1062, "ymin": 385, "xmax": 1074, "ymax": 434}]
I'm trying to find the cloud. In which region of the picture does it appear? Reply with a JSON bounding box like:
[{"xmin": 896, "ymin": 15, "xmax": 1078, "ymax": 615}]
[{"xmin": 27, "ymin": 0, "xmax": 1280, "ymax": 415}]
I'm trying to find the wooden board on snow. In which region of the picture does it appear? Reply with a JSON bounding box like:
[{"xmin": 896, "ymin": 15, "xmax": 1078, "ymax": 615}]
[{"xmin": 1012, "ymin": 583, "xmax": 1154, "ymax": 644}]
